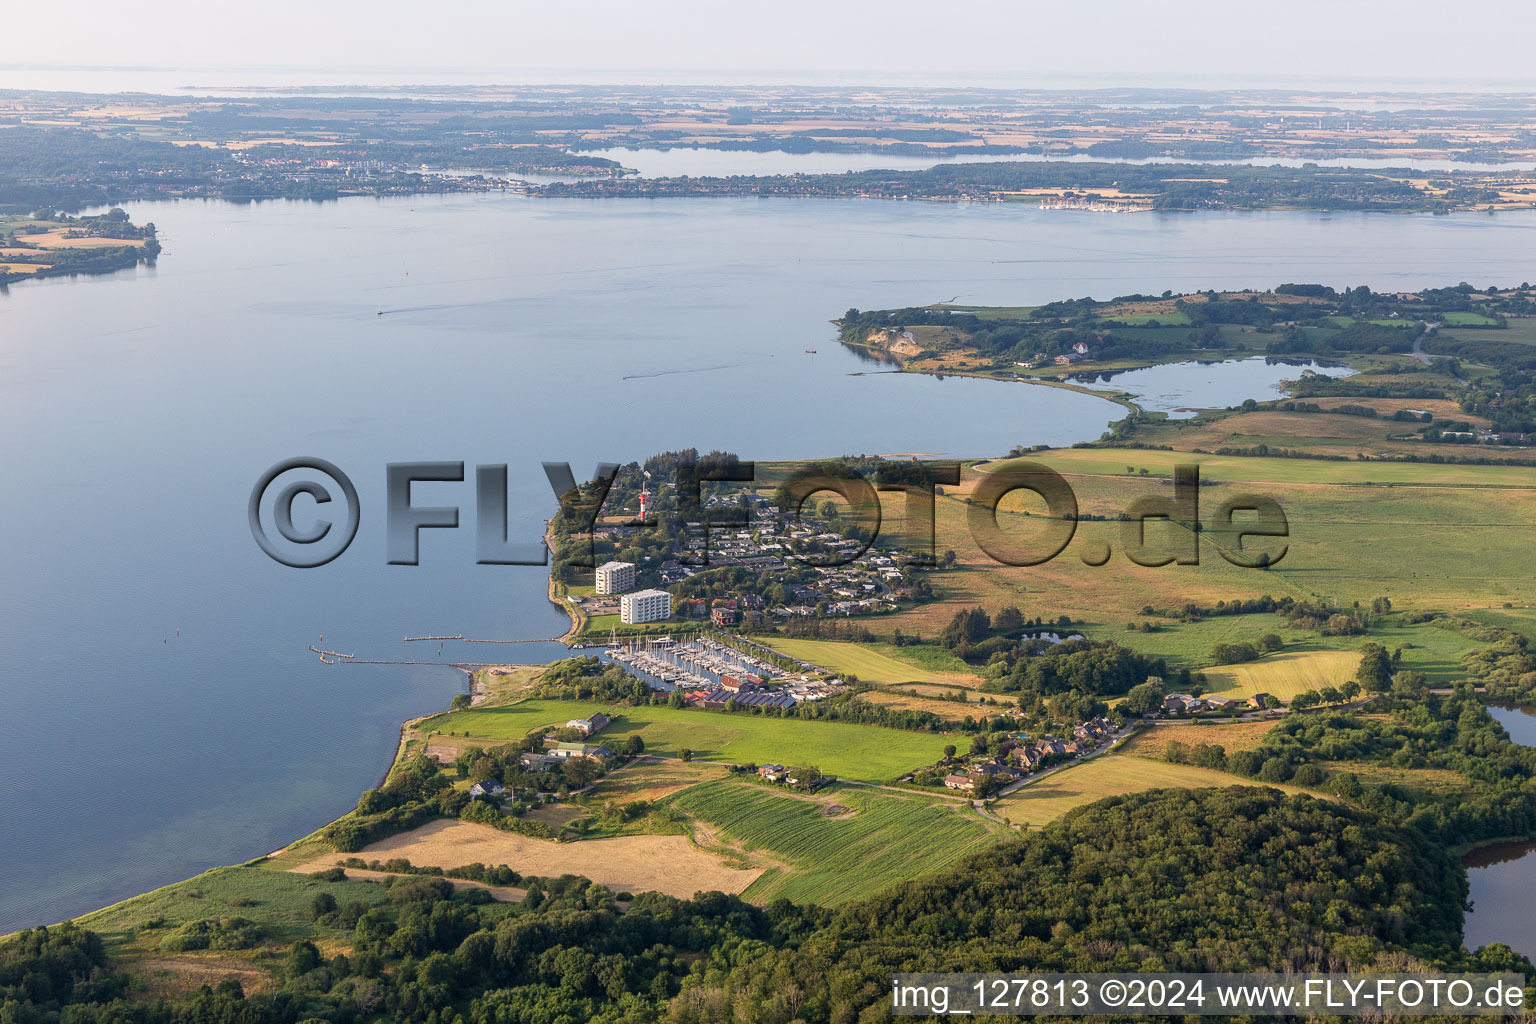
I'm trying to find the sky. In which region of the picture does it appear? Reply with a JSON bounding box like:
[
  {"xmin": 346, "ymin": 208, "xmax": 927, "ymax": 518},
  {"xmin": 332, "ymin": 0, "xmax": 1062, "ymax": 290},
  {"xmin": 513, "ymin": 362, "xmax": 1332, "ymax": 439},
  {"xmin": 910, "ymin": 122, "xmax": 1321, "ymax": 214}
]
[{"xmin": 2, "ymin": 0, "xmax": 1535, "ymax": 91}]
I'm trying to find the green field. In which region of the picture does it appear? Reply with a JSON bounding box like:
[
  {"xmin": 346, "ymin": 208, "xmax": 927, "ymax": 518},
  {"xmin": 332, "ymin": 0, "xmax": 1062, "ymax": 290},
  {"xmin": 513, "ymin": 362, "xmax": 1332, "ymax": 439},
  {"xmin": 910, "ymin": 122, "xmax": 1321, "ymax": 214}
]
[
  {"xmin": 668, "ymin": 780, "xmax": 999, "ymax": 905},
  {"xmin": 880, "ymin": 449, "xmax": 1536, "ymax": 639},
  {"xmin": 991, "ymin": 754, "xmax": 1313, "ymax": 828},
  {"xmin": 763, "ymin": 637, "xmax": 978, "ymax": 684},
  {"xmin": 425, "ymin": 700, "xmax": 951, "ymax": 782},
  {"xmin": 985, "ymin": 448, "xmax": 1536, "ymax": 487}
]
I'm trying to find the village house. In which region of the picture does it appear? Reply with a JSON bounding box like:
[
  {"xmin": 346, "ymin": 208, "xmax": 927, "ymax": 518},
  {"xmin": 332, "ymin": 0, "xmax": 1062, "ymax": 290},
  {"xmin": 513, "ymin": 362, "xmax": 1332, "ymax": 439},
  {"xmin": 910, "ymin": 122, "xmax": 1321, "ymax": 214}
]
[
  {"xmin": 1203, "ymin": 695, "xmax": 1238, "ymax": 711},
  {"xmin": 565, "ymin": 712, "xmax": 610, "ymax": 737},
  {"xmin": 758, "ymin": 763, "xmax": 786, "ymax": 782},
  {"xmin": 944, "ymin": 772, "xmax": 977, "ymax": 791},
  {"xmin": 548, "ymin": 741, "xmax": 613, "ymax": 760},
  {"xmin": 468, "ymin": 778, "xmax": 505, "ymax": 799},
  {"xmin": 1248, "ymin": 692, "xmax": 1273, "ymax": 709}
]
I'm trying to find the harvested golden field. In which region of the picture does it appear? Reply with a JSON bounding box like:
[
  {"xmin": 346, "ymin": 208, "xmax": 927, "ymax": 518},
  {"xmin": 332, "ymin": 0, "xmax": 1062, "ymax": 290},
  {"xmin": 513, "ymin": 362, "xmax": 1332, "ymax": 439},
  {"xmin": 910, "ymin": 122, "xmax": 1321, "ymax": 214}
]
[
  {"xmin": 1202, "ymin": 650, "xmax": 1362, "ymax": 701},
  {"xmin": 300, "ymin": 819, "xmax": 762, "ymax": 898},
  {"xmin": 763, "ymin": 637, "xmax": 979, "ymax": 685},
  {"xmin": 861, "ymin": 687, "xmax": 977, "ymax": 721},
  {"xmin": 991, "ymin": 754, "xmax": 1314, "ymax": 828},
  {"xmin": 18, "ymin": 227, "xmax": 147, "ymax": 248},
  {"xmin": 1118, "ymin": 720, "xmax": 1279, "ymax": 760}
]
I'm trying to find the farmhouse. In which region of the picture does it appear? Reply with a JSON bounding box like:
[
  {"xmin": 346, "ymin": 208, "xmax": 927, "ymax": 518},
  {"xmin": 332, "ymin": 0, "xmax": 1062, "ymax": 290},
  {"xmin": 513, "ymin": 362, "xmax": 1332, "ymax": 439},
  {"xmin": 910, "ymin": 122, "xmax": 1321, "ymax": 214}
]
[
  {"xmin": 758, "ymin": 763, "xmax": 786, "ymax": 782},
  {"xmin": 549, "ymin": 741, "xmax": 613, "ymax": 760},
  {"xmin": 1248, "ymin": 693, "xmax": 1272, "ymax": 709},
  {"xmin": 565, "ymin": 712, "xmax": 610, "ymax": 737},
  {"xmin": 469, "ymin": 778, "xmax": 506, "ymax": 799}
]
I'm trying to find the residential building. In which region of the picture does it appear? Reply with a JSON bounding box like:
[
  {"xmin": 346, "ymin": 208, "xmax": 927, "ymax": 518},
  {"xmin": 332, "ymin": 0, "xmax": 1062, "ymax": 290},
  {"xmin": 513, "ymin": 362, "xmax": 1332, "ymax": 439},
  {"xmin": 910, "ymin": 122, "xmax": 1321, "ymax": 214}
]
[
  {"xmin": 565, "ymin": 712, "xmax": 610, "ymax": 737},
  {"xmin": 1248, "ymin": 693, "xmax": 1272, "ymax": 709},
  {"xmin": 758, "ymin": 763, "xmax": 786, "ymax": 782},
  {"xmin": 549, "ymin": 741, "xmax": 613, "ymax": 760},
  {"xmin": 620, "ymin": 588, "xmax": 672, "ymax": 624},
  {"xmin": 469, "ymin": 778, "xmax": 505, "ymax": 799},
  {"xmin": 595, "ymin": 560, "xmax": 636, "ymax": 595}
]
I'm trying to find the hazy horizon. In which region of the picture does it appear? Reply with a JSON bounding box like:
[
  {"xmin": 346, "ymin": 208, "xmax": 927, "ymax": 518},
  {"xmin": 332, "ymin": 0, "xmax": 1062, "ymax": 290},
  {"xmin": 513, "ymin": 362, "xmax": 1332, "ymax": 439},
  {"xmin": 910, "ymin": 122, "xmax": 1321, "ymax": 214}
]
[{"xmin": 6, "ymin": 0, "xmax": 1536, "ymax": 95}]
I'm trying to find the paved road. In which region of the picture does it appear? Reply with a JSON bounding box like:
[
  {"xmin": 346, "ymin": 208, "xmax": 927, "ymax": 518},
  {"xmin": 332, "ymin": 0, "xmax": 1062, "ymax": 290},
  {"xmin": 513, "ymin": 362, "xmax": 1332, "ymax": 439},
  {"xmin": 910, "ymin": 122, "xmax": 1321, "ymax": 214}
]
[{"xmin": 1411, "ymin": 322, "xmax": 1441, "ymax": 364}]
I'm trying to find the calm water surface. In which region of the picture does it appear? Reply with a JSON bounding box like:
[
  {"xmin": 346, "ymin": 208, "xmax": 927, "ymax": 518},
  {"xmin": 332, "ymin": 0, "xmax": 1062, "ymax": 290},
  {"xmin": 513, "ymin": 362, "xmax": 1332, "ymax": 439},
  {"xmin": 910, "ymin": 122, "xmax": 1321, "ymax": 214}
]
[
  {"xmin": 1464, "ymin": 704, "xmax": 1536, "ymax": 958},
  {"xmin": 6, "ymin": 196, "xmax": 1536, "ymax": 931},
  {"xmin": 1076, "ymin": 357, "xmax": 1353, "ymax": 417},
  {"xmin": 576, "ymin": 147, "xmax": 1536, "ymax": 179}
]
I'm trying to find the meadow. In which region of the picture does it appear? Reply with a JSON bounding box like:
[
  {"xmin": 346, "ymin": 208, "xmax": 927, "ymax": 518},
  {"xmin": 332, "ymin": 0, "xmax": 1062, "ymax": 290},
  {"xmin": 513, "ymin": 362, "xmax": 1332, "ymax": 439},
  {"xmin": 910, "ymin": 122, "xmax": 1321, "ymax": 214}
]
[
  {"xmin": 75, "ymin": 862, "xmax": 403, "ymax": 958},
  {"xmin": 666, "ymin": 779, "xmax": 1001, "ymax": 905},
  {"xmin": 423, "ymin": 700, "xmax": 951, "ymax": 782},
  {"xmin": 874, "ymin": 449, "xmax": 1536, "ymax": 642}
]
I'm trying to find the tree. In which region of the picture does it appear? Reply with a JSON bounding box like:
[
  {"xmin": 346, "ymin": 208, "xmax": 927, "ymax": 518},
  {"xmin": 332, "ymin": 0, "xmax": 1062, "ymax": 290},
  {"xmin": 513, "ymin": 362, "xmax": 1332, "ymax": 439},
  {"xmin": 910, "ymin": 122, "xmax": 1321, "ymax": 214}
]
[
  {"xmin": 942, "ymin": 744, "xmax": 957, "ymax": 759},
  {"xmin": 1258, "ymin": 756, "xmax": 1293, "ymax": 783},
  {"xmin": 450, "ymin": 693, "xmax": 472, "ymax": 710},
  {"xmin": 309, "ymin": 893, "xmax": 337, "ymax": 920},
  {"xmin": 469, "ymin": 756, "xmax": 497, "ymax": 784},
  {"xmin": 680, "ymin": 748, "xmax": 694, "ymax": 762},
  {"xmin": 1357, "ymin": 642, "xmax": 1393, "ymax": 692},
  {"xmin": 1340, "ymin": 680, "xmax": 1362, "ymax": 701},
  {"xmin": 1123, "ymin": 678, "xmax": 1166, "ymax": 715},
  {"xmin": 285, "ymin": 940, "xmax": 322, "ymax": 978}
]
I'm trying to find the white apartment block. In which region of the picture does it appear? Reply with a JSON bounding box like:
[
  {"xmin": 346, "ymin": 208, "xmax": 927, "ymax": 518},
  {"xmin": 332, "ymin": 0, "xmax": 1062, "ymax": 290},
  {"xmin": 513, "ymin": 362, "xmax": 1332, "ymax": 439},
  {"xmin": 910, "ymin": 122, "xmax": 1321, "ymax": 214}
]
[
  {"xmin": 594, "ymin": 560, "xmax": 636, "ymax": 595},
  {"xmin": 620, "ymin": 588, "xmax": 672, "ymax": 624}
]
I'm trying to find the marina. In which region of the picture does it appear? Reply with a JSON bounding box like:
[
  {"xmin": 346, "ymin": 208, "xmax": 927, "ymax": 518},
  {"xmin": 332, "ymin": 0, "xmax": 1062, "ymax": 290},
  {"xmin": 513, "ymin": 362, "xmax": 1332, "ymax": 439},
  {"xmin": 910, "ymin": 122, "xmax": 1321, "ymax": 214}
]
[{"xmin": 603, "ymin": 634, "xmax": 782, "ymax": 691}]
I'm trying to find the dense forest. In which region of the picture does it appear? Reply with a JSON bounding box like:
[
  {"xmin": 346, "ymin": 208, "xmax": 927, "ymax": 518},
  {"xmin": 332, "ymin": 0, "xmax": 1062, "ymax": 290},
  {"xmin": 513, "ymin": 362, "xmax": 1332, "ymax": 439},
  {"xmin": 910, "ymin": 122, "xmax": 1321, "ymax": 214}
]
[{"xmin": 7, "ymin": 787, "xmax": 1519, "ymax": 1024}]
